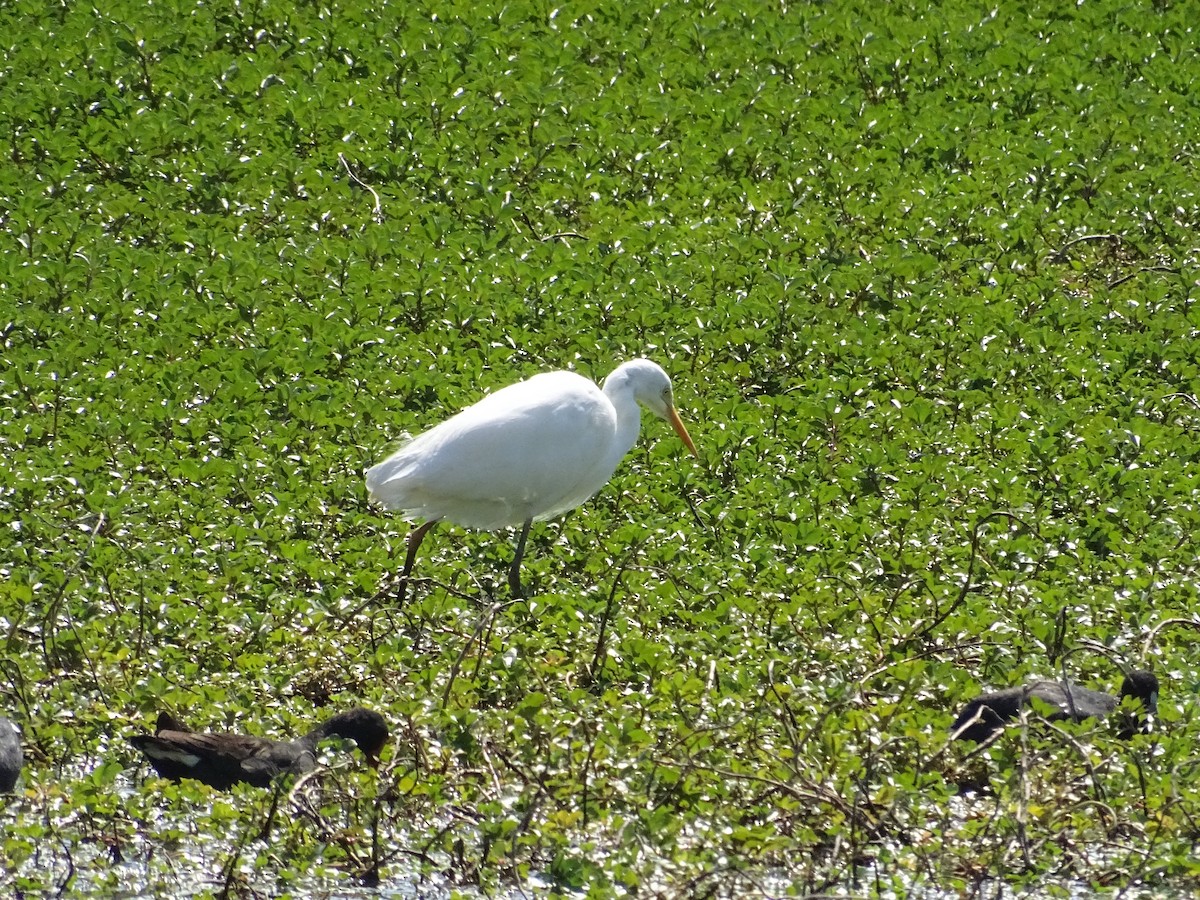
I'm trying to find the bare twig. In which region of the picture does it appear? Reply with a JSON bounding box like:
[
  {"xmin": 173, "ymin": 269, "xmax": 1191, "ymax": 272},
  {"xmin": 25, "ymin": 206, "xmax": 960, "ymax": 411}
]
[
  {"xmin": 1046, "ymin": 232, "xmax": 1122, "ymax": 262},
  {"xmin": 518, "ymin": 211, "xmax": 586, "ymax": 243},
  {"xmin": 43, "ymin": 512, "xmax": 108, "ymax": 690},
  {"xmin": 1067, "ymin": 639, "xmax": 1130, "ymax": 672},
  {"xmin": 256, "ymin": 773, "xmax": 295, "ymax": 841},
  {"xmin": 441, "ymin": 597, "xmax": 523, "ymax": 709},
  {"xmin": 1156, "ymin": 392, "xmax": 1200, "ymax": 411},
  {"xmin": 905, "ymin": 511, "xmax": 1032, "ymax": 645},
  {"xmin": 653, "ymin": 757, "xmax": 860, "ymax": 819},
  {"xmin": 1140, "ymin": 617, "xmax": 1200, "ymax": 662},
  {"xmin": 1108, "ymin": 265, "xmax": 1176, "ymax": 289},
  {"xmin": 338, "ymin": 153, "xmax": 383, "ymax": 223},
  {"xmin": 860, "ymin": 640, "xmax": 984, "ymax": 684},
  {"xmin": 586, "ymin": 540, "xmax": 645, "ymax": 685}
]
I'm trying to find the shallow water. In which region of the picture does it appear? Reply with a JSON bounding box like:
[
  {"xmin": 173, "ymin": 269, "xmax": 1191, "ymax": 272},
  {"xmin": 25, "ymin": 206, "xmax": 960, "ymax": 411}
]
[{"xmin": 4, "ymin": 763, "xmax": 1196, "ymax": 899}]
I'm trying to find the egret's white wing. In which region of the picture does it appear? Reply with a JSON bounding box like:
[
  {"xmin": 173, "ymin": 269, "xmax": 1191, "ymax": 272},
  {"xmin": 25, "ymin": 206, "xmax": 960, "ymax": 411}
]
[{"xmin": 366, "ymin": 372, "xmax": 620, "ymax": 529}]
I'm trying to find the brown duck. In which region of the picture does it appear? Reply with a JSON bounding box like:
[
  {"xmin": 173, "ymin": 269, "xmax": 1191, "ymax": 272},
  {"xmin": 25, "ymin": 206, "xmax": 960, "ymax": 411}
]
[{"xmin": 129, "ymin": 707, "xmax": 388, "ymax": 789}]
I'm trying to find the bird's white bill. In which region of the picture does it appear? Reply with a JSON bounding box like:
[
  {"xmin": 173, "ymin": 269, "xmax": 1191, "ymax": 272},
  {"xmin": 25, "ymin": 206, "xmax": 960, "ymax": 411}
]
[{"xmin": 668, "ymin": 406, "xmax": 698, "ymax": 456}]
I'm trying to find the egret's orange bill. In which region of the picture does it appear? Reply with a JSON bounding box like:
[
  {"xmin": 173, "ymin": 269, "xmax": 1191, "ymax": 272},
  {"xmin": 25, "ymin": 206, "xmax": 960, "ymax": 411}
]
[{"xmin": 668, "ymin": 406, "xmax": 698, "ymax": 457}]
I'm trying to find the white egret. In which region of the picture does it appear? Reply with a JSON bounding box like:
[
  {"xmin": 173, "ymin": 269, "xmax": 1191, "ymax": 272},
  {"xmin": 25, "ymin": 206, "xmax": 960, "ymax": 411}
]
[{"xmin": 366, "ymin": 358, "xmax": 698, "ymax": 598}]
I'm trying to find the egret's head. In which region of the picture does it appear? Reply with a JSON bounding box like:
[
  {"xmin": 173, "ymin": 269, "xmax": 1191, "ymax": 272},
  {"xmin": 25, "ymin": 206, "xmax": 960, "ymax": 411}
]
[{"xmin": 615, "ymin": 358, "xmax": 698, "ymax": 456}]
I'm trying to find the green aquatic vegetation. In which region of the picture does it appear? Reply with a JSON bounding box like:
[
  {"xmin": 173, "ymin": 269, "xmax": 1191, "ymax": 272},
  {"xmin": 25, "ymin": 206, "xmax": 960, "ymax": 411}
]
[{"xmin": 2, "ymin": 0, "xmax": 1200, "ymax": 895}]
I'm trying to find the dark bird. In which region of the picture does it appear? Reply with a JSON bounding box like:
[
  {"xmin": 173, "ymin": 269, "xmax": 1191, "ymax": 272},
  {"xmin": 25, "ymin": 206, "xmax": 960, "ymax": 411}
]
[
  {"xmin": 951, "ymin": 669, "xmax": 1159, "ymax": 744},
  {"xmin": 129, "ymin": 707, "xmax": 389, "ymax": 789},
  {"xmin": 0, "ymin": 717, "xmax": 23, "ymax": 793}
]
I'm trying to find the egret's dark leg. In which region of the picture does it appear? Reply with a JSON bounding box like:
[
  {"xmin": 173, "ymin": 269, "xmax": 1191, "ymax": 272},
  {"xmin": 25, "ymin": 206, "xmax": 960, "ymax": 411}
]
[
  {"xmin": 508, "ymin": 518, "xmax": 533, "ymax": 598},
  {"xmin": 398, "ymin": 520, "xmax": 436, "ymax": 602}
]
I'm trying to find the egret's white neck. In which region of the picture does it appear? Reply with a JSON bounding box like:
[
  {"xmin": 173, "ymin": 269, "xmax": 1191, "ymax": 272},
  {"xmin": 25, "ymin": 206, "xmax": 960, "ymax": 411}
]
[{"xmin": 602, "ymin": 365, "xmax": 644, "ymax": 462}]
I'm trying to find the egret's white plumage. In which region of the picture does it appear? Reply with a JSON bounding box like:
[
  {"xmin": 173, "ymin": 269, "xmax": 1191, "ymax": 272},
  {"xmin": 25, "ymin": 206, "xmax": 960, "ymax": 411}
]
[{"xmin": 366, "ymin": 358, "xmax": 697, "ymax": 596}]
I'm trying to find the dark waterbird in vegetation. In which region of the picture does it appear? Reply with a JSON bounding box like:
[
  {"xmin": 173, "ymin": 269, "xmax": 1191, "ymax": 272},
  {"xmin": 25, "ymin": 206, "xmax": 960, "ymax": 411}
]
[
  {"xmin": 951, "ymin": 669, "xmax": 1159, "ymax": 744},
  {"xmin": 0, "ymin": 717, "xmax": 23, "ymax": 793},
  {"xmin": 366, "ymin": 359, "xmax": 698, "ymax": 600},
  {"xmin": 129, "ymin": 707, "xmax": 389, "ymax": 789}
]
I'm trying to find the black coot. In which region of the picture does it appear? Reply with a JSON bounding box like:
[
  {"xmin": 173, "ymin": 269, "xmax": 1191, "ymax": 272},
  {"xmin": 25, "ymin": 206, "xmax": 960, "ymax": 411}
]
[
  {"xmin": 951, "ymin": 670, "xmax": 1158, "ymax": 744},
  {"xmin": 129, "ymin": 707, "xmax": 389, "ymax": 789}
]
